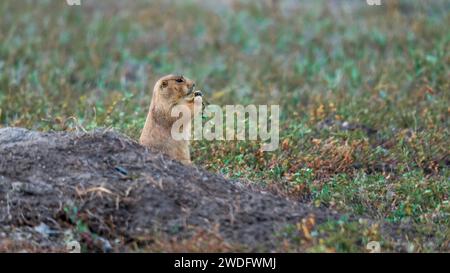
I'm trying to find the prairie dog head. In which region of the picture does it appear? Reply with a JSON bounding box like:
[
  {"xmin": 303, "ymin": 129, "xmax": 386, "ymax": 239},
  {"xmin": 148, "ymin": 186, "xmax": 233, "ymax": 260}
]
[{"xmin": 150, "ymin": 74, "xmax": 202, "ymax": 126}]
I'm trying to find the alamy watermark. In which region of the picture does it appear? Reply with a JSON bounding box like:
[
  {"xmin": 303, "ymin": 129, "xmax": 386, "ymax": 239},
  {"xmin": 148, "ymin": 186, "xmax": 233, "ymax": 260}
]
[
  {"xmin": 66, "ymin": 240, "xmax": 81, "ymax": 253},
  {"xmin": 66, "ymin": 0, "xmax": 81, "ymax": 6},
  {"xmin": 366, "ymin": 241, "xmax": 381, "ymax": 253},
  {"xmin": 171, "ymin": 100, "xmax": 280, "ymax": 152},
  {"xmin": 366, "ymin": 0, "xmax": 382, "ymax": 6}
]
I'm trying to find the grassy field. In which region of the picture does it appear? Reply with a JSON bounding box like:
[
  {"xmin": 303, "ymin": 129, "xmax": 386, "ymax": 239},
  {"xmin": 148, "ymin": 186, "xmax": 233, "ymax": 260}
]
[{"xmin": 0, "ymin": 0, "xmax": 449, "ymax": 252}]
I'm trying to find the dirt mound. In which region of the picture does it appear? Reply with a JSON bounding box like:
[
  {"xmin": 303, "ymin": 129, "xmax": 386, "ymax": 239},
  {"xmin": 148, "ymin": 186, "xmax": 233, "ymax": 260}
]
[{"xmin": 0, "ymin": 127, "xmax": 341, "ymax": 252}]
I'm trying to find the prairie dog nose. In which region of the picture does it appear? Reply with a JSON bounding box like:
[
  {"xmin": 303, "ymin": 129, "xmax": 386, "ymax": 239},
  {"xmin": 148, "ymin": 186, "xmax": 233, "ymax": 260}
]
[{"xmin": 194, "ymin": 90, "xmax": 202, "ymax": 97}]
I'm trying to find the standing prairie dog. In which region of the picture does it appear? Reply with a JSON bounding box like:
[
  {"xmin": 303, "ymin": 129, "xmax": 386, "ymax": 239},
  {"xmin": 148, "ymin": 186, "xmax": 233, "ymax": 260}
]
[{"xmin": 139, "ymin": 74, "xmax": 202, "ymax": 164}]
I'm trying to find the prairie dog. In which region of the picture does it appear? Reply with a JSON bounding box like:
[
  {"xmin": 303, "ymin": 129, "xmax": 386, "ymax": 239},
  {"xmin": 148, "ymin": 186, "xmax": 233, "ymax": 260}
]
[{"xmin": 139, "ymin": 74, "xmax": 202, "ymax": 164}]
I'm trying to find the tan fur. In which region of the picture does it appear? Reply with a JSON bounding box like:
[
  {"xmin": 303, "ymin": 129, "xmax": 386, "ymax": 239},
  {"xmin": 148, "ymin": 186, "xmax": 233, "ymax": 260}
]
[{"xmin": 139, "ymin": 74, "xmax": 197, "ymax": 164}]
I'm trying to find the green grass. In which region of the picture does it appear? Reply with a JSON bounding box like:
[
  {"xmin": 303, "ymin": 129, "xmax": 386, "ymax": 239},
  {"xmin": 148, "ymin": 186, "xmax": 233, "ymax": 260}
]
[{"xmin": 0, "ymin": 0, "xmax": 449, "ymax": 252}]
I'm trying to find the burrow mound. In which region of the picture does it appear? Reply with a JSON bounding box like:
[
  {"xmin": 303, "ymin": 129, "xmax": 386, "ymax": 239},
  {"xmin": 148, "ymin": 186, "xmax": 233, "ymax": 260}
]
[{"xmin": 0, "ymin": 127, "xmax": 341, "ymax": 252}]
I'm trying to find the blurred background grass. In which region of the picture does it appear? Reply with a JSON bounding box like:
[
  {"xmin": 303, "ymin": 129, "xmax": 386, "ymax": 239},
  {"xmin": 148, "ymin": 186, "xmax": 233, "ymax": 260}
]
[{"xmin": 0, "ymin": 0, "xmax": 449, "ymax": 252}]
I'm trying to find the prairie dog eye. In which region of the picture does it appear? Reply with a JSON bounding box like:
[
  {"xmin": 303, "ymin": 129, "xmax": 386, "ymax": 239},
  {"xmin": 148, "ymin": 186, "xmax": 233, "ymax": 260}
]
[{"xmin": 175, "ymin": 78, "xmax": 184, "ymax": 83}]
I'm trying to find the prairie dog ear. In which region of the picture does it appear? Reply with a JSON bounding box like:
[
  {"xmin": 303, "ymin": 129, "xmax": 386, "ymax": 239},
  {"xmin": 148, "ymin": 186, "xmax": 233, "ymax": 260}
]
[{"xmin": 160, "ymin": 80, "xmax": 168, "ymax": 89}]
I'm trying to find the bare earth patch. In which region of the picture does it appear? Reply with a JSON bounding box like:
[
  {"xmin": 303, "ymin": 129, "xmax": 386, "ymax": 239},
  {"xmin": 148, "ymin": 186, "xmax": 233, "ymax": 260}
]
[{"xmin": 0, "ymin": 127, "xmax": 347, "ymax": 252}]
